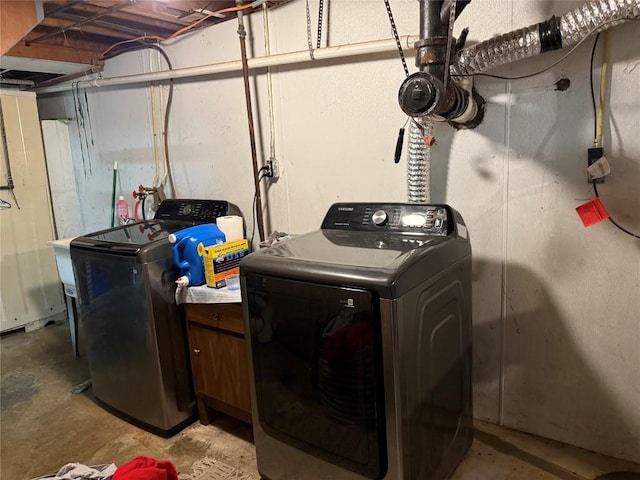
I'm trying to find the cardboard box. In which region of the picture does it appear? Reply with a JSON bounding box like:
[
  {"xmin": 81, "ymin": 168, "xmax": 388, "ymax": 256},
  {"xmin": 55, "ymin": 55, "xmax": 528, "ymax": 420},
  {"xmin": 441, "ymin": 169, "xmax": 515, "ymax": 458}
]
[{"xmin": 199, "ymin": 239, "xmax": 250, "ymax": 289}]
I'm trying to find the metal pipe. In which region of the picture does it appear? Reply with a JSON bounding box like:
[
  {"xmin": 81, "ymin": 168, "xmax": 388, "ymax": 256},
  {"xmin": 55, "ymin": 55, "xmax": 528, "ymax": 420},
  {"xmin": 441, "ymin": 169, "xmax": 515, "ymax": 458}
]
[
  {"xmin": 416, "ymin": 0, "xmax": 449, "ymax": 79},
  {"xmin": 35, "ymin": 35, "xmax": 420, "ymax": 95},
  {"xmin": 440, "ymin": 0, "xmax": 472, "ymax": 23},
  {"xmin": 237, "ymin": 9, "xmax": 265, "ymax": 243},
  {"xmin": 420, "ymin": 0, "xmax": 447, "ymax": 40}
]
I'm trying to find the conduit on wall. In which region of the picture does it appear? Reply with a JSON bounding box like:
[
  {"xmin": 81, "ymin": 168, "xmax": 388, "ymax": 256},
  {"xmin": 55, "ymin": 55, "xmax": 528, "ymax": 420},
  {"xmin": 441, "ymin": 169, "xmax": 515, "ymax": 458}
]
[{"xmin": 35, "ymin": 36, "xmax": 421, "ymax": 95}]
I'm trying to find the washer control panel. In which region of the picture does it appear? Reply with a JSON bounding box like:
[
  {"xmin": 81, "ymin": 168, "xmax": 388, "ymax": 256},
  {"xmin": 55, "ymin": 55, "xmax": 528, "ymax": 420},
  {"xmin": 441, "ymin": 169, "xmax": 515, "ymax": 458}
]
[
  {"xmin": 321, "ymin": 203, "xmax": 450, "ymax": 236},
  {"xmin": 154, "ymin": 199, "xmax": 230, "ymax": 222}
]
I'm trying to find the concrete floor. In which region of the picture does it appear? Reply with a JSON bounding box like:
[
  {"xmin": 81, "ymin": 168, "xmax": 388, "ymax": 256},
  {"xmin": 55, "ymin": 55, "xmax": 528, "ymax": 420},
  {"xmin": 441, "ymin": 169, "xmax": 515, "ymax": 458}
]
[{"xmin": 1, "ymin": 322, "xmax": 639, "ymax": 480}]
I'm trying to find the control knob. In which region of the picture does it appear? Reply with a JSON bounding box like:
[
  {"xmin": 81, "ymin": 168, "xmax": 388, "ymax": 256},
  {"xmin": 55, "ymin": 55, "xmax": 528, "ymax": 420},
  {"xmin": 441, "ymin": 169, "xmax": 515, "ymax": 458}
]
[{"xmin": 371, "ymin": 210, "xmax": 388, "ymax": 226}]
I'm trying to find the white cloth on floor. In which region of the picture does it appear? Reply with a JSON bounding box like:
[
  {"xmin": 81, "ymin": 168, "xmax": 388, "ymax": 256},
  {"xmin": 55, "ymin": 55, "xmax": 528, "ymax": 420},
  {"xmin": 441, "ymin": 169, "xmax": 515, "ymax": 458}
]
[{"xmin": 32, "ymin": 463, "xmax": 117, "ymax": 480}]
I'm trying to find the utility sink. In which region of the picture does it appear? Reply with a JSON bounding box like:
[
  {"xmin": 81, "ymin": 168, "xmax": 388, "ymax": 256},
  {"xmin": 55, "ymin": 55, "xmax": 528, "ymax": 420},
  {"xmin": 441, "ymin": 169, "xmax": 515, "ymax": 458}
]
[
  {"xmin": 46, "ymin": 238, "xmax": 77, "ymax": 297},
  {"xmin": 46, "ymin": 238, "xmax": 79, "ymax": 356}
]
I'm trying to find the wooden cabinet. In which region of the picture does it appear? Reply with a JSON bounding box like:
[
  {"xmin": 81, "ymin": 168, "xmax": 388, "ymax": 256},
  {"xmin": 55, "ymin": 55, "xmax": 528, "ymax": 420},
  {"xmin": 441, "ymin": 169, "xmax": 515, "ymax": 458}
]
[{"xmin": 184, "ymin": 303, "xmax": 252, "ymax": 425}]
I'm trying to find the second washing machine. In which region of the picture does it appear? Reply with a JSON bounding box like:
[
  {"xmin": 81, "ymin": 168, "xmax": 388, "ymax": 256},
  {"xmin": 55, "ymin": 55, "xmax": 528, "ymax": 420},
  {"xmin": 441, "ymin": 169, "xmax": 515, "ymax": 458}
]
[{"xmin": 241, "ymin": 202, "xmax": 473, "ymax": 480}]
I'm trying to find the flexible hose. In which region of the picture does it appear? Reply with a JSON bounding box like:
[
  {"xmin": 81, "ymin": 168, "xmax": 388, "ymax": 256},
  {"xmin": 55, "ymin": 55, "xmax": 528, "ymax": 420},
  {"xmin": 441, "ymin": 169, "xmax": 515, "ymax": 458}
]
[
  {"xmin": 451, "ymin": 0, "xmax": 639, "ymax": 76},
  {"xmin": 407, "ymin": 118, "xmax": 433, "ymax": 203}
]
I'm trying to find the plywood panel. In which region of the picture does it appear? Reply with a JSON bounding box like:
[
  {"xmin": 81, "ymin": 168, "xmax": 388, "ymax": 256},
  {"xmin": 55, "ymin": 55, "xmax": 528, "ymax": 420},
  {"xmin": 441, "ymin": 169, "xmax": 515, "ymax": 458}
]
[
  {"xmin": 0, "ymin": 91, "xmax": 65, "ymax": 332},
  {"xmin": 0, "ymin": 0, "xmax": 41, "ymax": 56}
]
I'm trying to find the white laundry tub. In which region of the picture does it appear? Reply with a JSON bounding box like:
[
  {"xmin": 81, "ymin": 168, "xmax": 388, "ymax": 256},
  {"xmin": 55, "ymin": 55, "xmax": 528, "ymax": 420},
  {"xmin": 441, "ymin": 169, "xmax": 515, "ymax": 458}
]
[
  {"xmin": 46, "ymin": 237, "xmax": 77, "ymax": 297},
  {"xmin": 46, "ymin": 238, "xmax": 79, "ymax": 355}
]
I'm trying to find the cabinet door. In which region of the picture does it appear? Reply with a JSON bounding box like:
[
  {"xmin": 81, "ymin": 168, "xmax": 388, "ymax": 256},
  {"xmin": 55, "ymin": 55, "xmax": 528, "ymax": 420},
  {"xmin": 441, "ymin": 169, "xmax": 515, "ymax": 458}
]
[{"xmin": 189, "ymin": 324, "xmax": 251, "ymax": 414}]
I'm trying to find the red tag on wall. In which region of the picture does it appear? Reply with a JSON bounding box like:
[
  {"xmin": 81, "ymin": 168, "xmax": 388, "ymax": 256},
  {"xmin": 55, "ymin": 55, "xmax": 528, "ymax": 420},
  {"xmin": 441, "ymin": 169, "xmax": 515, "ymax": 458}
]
[{"xmin": 576, "ymin": 198, "xmax": 609, "ymax": 227}]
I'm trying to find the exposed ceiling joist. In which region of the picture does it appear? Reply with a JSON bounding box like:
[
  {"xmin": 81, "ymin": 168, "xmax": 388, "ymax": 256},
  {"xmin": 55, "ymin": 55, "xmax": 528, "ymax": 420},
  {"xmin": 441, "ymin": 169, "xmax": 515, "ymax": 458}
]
[{"xmin": 0, "ymin": 0, "xmax": 291, "ymax": 88}]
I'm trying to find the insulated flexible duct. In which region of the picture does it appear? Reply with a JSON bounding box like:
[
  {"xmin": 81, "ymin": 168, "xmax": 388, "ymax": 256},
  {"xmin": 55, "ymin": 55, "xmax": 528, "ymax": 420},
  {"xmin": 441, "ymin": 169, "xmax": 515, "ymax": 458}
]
[
  {"xmin": 407, "ymin": 118, "xmax": 433, "ymax": 203},
  {"xmin": 451, "ymin": 0, "xmax": 640, "ymax": 76}
]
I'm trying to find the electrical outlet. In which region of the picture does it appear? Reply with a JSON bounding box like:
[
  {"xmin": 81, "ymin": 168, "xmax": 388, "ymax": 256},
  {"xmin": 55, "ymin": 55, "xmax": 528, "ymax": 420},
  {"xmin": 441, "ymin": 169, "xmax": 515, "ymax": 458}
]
[{"xmin": 265, "ymin": 159, "xmax": 279, "ymax": 179}]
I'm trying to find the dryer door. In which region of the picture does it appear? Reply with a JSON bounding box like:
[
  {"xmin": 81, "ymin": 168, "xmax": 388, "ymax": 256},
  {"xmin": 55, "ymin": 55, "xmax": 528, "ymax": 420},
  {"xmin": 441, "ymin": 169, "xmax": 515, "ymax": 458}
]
[{"xmin": 245, "ymin": 274, "xmax": 386, "ymax": 479}]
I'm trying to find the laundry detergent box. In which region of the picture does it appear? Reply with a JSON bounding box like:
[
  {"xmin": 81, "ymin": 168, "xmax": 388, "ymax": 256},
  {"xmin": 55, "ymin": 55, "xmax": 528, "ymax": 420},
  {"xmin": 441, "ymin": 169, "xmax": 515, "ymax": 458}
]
[{"xmin": 198, "ymin": 239, "xmax": 250, "ymax": 289}]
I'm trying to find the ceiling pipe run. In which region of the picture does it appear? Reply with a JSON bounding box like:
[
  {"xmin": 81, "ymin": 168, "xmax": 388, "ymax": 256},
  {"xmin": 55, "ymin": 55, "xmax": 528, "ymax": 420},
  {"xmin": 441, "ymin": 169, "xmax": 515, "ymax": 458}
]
[{"xmin": 35, "ymin": 35, "xmax": 420, "ymax": 95}]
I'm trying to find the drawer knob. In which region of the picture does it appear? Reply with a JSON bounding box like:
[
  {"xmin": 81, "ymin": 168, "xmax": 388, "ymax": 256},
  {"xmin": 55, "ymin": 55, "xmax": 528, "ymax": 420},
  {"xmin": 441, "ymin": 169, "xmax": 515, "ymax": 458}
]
[
  {"xmin": 211, "ymin": 313, "xmax": 220, "ymax": 321},
  {"xmin": 193, "ymin": 349, "xmax": 201, "ymax": 355}
]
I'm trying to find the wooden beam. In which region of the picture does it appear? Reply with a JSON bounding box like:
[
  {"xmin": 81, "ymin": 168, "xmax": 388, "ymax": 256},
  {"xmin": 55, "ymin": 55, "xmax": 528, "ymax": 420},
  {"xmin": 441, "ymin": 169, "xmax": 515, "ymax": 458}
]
[
  {"xmin": 38, "ymin": 17, "xmax": 138, "ymax": 40},
  {"xmin": 27, "ymin": 0, "xmax": 133, "ymax": 45},
  {"xmin": 20, "ymin": 35, "xmax": 111, "ymax": 57},
  {"xmin": 53, "ymin": 12, "xmax": 159, "ymax": 37},
  {"xmin": 5, "ymin": 43, "xmax": 104, "ymax": 68},
  {"xmin": 0, "ymin": 0, "xmax": 43, "ymax": 56},
  {"xmin": 63, "ymin": 1, "xmax": 195, "ymax": 29}
]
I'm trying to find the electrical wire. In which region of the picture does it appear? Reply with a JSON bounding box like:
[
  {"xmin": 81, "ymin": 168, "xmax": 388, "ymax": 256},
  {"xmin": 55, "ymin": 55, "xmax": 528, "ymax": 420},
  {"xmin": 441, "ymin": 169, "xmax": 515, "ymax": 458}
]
[
  {"xmin": 251, "ymin": 168, "xmax": 270, "ymax": 245},
  {"xmin": 589, "ymin": 29, "xmax": 640, "ymax": 239},
  {"xmin": 589, "ymin": 33, "xmax": 601, "ymax": 143},
  {"xmin": 596, "ymin": 32, "xmax": 609, "ymax": 149},
  {"xmin": 592, "ymin": 182, "xmax": 640, "ymax": 238},
  {"xmin": 458, "ymin": 38, "xmax": 589, "ymax": 80}
]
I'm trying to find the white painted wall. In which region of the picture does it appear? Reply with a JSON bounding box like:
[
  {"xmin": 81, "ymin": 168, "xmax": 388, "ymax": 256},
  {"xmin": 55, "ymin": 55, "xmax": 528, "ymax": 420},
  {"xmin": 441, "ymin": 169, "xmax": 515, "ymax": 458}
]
[{"xmin": 37, "ymin": 0, "xmax": 639, "ymax": 463}]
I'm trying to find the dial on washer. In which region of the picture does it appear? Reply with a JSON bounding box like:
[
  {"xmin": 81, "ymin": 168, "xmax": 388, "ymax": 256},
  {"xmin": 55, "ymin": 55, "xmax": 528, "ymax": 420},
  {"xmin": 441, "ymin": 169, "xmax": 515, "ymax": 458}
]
[{"xmin": 371, "ymin": 210, "xmax": 389, "ymax": 226}]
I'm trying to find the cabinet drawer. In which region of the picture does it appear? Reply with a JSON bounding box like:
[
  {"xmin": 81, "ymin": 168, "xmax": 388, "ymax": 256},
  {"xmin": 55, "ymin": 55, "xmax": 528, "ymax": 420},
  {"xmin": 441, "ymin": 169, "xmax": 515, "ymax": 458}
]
[{"xmin": 185, "ymin": 303, "xmax": 244, "ymax": 335}]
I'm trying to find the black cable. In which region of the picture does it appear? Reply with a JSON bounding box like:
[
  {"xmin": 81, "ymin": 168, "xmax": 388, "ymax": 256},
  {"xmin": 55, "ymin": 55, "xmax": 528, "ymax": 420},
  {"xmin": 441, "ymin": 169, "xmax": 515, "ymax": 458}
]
[
  {"xmin": 587, "ymin": 33, "xmax": 640, "ymax": 239},
  {"xmin": 589, "ymin": 33, "xmax": 601, "ymax": 142},
  {"xmin": 142, "ymin": 194, "xmax": 147, "ymax": 221},
  {"xmin": 250, "ymin": 172, "xmax": 269, "ymax": 245},
  {"xmin": 592, "ymin": 182, "xmax": 640, "ymax": 238},
  {"xmin": 383, "ymin": 0, "xmax": 409, "ymax": 78},
  {"xmin": 385, "ymin": 0, "xmax": 410, "ymax": 164}
]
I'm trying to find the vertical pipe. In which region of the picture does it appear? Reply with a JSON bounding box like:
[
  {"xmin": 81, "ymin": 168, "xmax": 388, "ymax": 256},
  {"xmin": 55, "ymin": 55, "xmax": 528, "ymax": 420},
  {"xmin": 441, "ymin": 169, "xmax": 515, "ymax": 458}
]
[
  {"xmin": 237, "ymin": 10, "xmax": 265, "ymax": 242},
  {"xmin": 420, "ymin": 0, "xmax": 447, "ymax": 39}
]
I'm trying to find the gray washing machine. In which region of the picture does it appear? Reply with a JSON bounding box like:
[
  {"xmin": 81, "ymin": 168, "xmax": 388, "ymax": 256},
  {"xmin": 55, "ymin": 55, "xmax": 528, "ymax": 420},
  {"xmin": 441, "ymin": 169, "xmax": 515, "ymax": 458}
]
[
  {"xmin": 71, "ymin": 199, "xmax": 241, "ymax": 437},
  {"xmin": 240, "ymin": 203, "xmax": 473, "ymax": 480}
]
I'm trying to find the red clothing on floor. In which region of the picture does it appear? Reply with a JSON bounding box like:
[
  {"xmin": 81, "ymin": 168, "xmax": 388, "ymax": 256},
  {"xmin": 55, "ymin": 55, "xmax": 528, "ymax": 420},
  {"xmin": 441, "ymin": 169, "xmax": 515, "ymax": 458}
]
[{"xmin": 113, "ymin": 456, "xmax": 178, "ymax": 480}]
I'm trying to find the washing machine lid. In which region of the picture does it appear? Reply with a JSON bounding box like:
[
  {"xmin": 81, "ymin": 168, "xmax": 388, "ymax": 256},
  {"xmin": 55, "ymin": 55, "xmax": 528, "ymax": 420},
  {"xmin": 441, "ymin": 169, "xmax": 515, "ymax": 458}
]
[
  {"xmin": 71, "ymin": 198, "xmax": 242, "ymax": 258},
  {"xmin": 71, "ymin": 220, "xmax": 193, "ymax": 256},
  {"xmin": 241, "ymin": 203, "xmax": 471, "ymax": 296},
  {"xmin": 259, "ymin": 229, "xmax": 440, "ymax": 268}
]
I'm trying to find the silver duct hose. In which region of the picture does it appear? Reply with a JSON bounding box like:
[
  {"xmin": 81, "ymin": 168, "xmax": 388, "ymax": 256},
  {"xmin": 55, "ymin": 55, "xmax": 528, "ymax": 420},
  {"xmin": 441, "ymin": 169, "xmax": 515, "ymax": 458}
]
[
  {"xmin": 451, "ymin": 0, "xmax": 640, "ymax": 76},
  {"xmin": 407, "ymin": 118, "xmax": 433, "ymax": 203}
]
